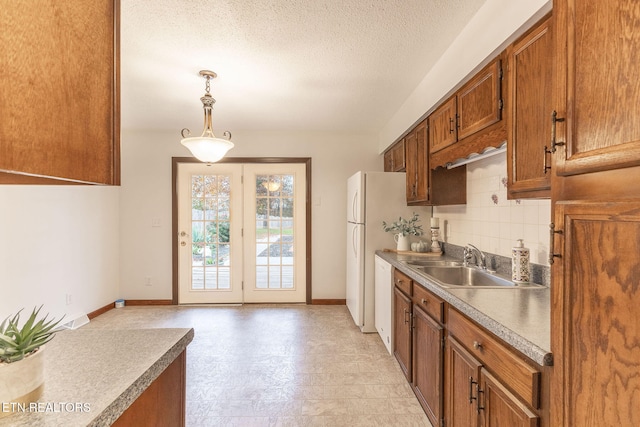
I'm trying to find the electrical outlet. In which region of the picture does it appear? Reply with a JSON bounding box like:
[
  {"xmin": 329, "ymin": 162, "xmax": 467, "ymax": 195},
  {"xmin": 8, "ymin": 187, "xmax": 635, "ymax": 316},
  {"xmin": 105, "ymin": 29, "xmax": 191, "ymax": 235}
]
[
  {"xmin": 65, "ymin": 294, "xmax": 72, "ymax": 305},
  {"xmin": 144, "ymin": 277, "xmax": 152, "ymax": 286}
]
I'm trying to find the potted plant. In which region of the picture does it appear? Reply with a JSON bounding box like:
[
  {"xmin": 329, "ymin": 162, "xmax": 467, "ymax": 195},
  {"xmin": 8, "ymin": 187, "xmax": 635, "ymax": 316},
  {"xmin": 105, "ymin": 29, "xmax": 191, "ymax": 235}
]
[
  {"xmin": 0, "ymin": 307, "xmax": 62, "ymax": 416},
  {"xmin": 382, "ymin": 212, "xmax": 424, "ymax": 251}
]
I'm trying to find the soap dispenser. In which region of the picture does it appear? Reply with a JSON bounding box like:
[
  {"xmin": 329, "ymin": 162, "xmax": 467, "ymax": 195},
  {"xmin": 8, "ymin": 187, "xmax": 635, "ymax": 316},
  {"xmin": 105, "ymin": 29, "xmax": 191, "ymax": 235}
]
[{"xmin": 512, "ymin": 239, "xmax": 530, "ymax": 283}]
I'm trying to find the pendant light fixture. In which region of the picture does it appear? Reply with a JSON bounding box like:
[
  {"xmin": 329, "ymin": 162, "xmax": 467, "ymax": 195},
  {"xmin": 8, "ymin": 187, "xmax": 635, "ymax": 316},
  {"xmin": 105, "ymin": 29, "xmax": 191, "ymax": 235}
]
[{"xmin": 180, "ymin": 70, "xmax": 234, "ymax": 163}]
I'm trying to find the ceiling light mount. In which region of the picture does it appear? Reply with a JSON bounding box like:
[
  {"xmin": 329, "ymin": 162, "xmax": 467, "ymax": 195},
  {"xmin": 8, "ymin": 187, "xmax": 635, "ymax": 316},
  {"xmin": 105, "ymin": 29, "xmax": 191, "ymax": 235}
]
[{"xmin": 180, "ymin": 70, "xmax": 234, "ymax": 163}]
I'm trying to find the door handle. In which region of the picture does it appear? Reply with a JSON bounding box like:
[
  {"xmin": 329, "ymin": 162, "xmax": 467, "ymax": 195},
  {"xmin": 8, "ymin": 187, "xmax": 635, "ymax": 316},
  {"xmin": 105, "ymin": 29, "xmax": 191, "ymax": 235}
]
[
  {"xmin": 351, "ymin": 226, "xmax": 358, "ymax": 258},
  {"xmin": 351, "ymin": 191, "xmax": 358, "ymax": 223},
  {"xmin": 550, "ymin": 110, "xmax": 566, "ymax": 153}
]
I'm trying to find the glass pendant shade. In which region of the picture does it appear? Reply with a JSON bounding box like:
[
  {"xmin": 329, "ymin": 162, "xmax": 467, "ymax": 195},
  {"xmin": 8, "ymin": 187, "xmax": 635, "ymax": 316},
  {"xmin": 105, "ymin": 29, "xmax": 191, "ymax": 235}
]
[
  {"xmin": 180, "ymin": 136, "xmax": 234, "ymax": 163},
  {"xmin": 180, "ymin": 70, "xmax": 234, "ymax": 163}
]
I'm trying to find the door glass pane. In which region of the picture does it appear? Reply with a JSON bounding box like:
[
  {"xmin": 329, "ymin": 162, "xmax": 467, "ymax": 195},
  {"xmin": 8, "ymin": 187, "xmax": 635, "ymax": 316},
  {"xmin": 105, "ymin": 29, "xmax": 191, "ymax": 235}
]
[
  {"xmin": 255, "ymin": 174, "xmax": 295, "ymax": 290},
  {"xmin": 191, "ymin": 173, "xmax": 233, "ymax": 291}
]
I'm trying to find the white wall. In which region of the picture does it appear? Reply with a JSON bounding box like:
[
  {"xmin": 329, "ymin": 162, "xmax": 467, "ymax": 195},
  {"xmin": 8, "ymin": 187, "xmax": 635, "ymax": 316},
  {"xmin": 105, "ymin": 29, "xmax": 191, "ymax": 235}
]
[
  {"xmin": 0, "ymin": 186, "xmax": 120, "ymax": 320},
  {"xmin": 435, "ymin": 155, "xmax": 551, "ymax": 265},
  {"xmin": 379, "ymin": 0, "xmax": 552, "ymax": 151},
  {"xmin": 119, "ymin": 130, "xmax": 380, "ymax": 300}
]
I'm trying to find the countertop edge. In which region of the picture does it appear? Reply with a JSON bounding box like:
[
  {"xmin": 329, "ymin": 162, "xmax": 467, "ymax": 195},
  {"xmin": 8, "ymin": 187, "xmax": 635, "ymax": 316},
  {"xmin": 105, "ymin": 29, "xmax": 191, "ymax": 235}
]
[
  {"xmin": 87, "ymin": 328, "xmax": 195, "ymax": 426},
  {"xmin": 376, "ymin": 250, "xmax": 553, "ymax": 366}
]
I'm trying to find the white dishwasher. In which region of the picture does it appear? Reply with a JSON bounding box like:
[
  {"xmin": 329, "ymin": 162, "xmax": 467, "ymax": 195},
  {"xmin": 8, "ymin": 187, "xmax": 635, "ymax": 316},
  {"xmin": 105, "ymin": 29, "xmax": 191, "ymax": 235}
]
[{"xmin": 374, "ymin": 255, "xmax": 393, "ymax": 355}]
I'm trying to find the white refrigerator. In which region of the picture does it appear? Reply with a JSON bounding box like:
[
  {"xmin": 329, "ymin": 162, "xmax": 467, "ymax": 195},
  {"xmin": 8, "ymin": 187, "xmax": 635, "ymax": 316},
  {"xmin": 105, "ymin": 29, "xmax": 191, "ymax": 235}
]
[{"xmin": 346, "ymin": 171, "xmax": 421, "ymax": 333}]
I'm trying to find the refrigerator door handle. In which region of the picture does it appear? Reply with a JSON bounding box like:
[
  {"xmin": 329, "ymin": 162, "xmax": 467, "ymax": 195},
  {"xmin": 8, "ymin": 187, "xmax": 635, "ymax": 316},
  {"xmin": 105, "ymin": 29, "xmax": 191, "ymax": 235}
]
[
  {"xmin": 351, "ymin": 225, "xmax": 358, "ymax": 258},
  {"xmin": 351, "ymin": 190, "xmax": 359, "ymax": 223}
]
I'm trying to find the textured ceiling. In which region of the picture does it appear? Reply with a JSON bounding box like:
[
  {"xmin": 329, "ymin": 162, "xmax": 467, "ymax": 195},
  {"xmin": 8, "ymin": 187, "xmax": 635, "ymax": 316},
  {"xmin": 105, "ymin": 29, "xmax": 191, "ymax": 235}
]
[{"xmin": 120, "ymin": 0, "xmax": 487, "ymax": 134}]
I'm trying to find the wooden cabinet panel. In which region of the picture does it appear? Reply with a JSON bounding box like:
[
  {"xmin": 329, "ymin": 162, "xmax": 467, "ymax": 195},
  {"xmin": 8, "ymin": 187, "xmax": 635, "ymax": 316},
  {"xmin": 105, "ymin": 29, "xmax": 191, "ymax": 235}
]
[
  {"xmin": 405, "ymin": 128, "xmax": 419, "ymax": 201},
  {"xmin": 113, "ymin": 350, "xmax": 186, "ymax": 427},
  {"xmin": 429, "ymin": 97, "xmax": 457, "ymax": 154},
  {"xmin": 393, "ymin": 269, "xmax": 413, "ymax": 297},
  {"xmin": 481, "ymin": 368, "xmax": 539, "ymax": 427},
  {"xmin": 412, "ymin": 305, "xmax": 444, "ymax": 427},
  {"xmin": 507, "ymin": 15, "xmax": 553, "ymax": 199},
  {"xmin": 406, "ymin": 120, "xmax": 429, "ymax": 205},
  {"xmin": 384, "ymin": 139, "xmax": 405, "ymax": 172},
  {"xmin": 394, "ymin": 286, "xmax": 412, "ymax": 382},
  {"xmin": 551, "ymin": 201, "xmax": 640, "ymax": 427},
  {"xmin": 553, "ymin": 0, "xmax": 640, "ymax": 176},
  {"xmin": 384, "ymin": 150, "xmax": 394, "ymax": 172},
  {"xmin": 413, "ymin": 284, "xmax": 444, "ymax": 323},
  {"xmin": 414, "ymin": 121, "xmax": 429, "ymax": 203},
  {"xmin": 446, "ymin": 336, "xmax": 482, "ymax": 427},
  {"xmin": 448, "ymin": 308, "xmax": 541, "ymax": 409},
  {"xmin": 0, "ymin": 0, "xmax": 120, "ymax": 185},
  {"xmin": 457, "ymin": 60, "xmax": 502, "ymax": 140}
]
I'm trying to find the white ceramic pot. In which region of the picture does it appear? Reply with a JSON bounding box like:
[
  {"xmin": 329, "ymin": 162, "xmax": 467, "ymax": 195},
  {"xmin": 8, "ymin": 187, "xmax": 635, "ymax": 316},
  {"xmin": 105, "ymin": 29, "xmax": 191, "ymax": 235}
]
[
  {"xmin": 394, "ymin": 233, "xmax": 410, "ymax": 251},
  {"xmin": 0, "ymin": 347, "xmax": 45, "ymax": 418}
]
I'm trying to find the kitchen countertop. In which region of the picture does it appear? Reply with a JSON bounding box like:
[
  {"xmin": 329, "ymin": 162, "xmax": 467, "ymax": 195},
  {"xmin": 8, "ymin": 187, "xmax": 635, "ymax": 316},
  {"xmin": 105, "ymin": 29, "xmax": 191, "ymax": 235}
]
[
  {"xmin": 376, "ymin": 250, "xmax": 552, "ymax": 366},
  {"xmin": 0, "ymin": 327, "xmax": 194, "ymax": 426}
]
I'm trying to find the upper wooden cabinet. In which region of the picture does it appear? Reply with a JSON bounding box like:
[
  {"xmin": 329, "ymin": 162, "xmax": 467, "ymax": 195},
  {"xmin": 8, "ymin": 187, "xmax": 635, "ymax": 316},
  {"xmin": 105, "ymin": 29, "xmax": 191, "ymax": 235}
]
[
  {"xmin": 550, "ymin": 2, "xmax": 640, "ymax": 426},
  {"xmin": 383, "ymin": 139, "xmax": 406, "ymax": 172},
  {"xmin": 428, "ymin": 96, "xmax": 457, "ymax": 154},
  {"xmin": 457, "ymin": 59, "xmax": 502, "ymax": 140},
  {"xmin": 0, "ymin": 0, "xmax": 120, "ymax": 185},
  {"xmin": 429, "ymin": 57, "xmax": 506, "ymax": 169},
  {"xmin": 506, "ymin": 14, "xmax": 553, "ymax": 199},
  {"xmin": 552, "ymin": 0, "xmax": 640, "ymax": 177},
  {"xmin": 405, "ymin": 121, "xmax": 429, "ymax": 204}
]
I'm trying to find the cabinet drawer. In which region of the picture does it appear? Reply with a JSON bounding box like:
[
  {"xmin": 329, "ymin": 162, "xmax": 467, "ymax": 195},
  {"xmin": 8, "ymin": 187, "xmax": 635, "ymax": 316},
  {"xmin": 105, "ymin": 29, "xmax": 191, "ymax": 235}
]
[
  {"xmin": 412, "ymin": 285, "xmax": 444, "ymax": 324},
  {"xmin": 447, "ymin": 308, "xmax": 541, "ymax": 409},
  {"xmin": 394, "ymin": 269, "xmax": 412, "ymax": 296}
]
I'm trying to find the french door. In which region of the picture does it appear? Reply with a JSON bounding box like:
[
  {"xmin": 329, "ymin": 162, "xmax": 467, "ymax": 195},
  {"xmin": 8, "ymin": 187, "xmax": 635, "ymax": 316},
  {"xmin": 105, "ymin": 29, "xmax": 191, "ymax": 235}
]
[{"xmin": 177, "ymin": 162, "xmax": 306, "ymax": 304}]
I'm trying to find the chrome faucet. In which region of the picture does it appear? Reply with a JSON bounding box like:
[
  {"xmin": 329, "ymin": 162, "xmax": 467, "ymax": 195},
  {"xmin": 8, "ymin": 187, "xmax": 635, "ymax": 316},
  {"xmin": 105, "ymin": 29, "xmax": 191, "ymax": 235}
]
[{"xmin": 464, "ymin": 244, "xmax": 486, "ymax": 270}]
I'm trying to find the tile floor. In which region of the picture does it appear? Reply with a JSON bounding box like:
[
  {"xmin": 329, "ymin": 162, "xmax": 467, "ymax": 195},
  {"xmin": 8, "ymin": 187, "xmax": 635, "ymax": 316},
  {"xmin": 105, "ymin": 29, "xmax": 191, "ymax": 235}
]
[{"xmin": 86, "ymin": 305, "xmax": 432, "ymax": 426}]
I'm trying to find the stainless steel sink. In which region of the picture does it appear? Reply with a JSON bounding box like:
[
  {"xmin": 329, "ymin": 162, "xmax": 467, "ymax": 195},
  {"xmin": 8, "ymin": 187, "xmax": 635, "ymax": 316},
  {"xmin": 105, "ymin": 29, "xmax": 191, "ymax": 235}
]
[
  {"xmin": 406, "ymin": 260, "xmax": 463, "ymax": 267},
  {"xmin": 413, "ymin": 265, "xmax": 544, "ymax": 289}
]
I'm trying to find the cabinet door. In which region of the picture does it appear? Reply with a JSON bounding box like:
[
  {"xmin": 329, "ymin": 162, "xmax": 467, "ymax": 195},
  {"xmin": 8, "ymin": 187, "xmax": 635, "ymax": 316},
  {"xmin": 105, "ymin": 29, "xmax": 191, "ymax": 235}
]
[
  {"xmin": 480, "ymin": 368, "xmax": 538, "ymax": 427},
  {"xmin": 457, "ymin": 59, "xmax": 502, "ymax": 140},
  {"xmin": 405, "ymin": 129, "xmax": 418, "ymax": 202},
  {"xmin": 384, "ymin": 150, "xmax": 394, "ymax": 172},
  {"xmin": 412, "ymin": 305, "xmax": 444, "ymax": 427},
  {"xmin": 410, "ymin": 120, "xmax": 430, "ymax": 205},
  {"xmin": 393, "ymin": 287, "xmax": 412, "ymax": 381},
  {"xmin": 429, "ymin": 97, "xmax": 457, "ymax": 153},
  {"xmin": 0, "ymin": 0, "xmax": 120, "ymax": 185},
  {"xmin": 553, "ymin": 0, "xmax": 640, "ymax": 176},
  {"xmin": 550, "ymin": 201, "xmax": 640, "ymax": 427},
  {"xmin": 507, "ymin": 15, "xmax": 552, "ymax": 199},
  {"xmin": 445, "ymin": 336, "xmax": 482, "ymax": 427},
  {"xmin": 391, "ymin": 140, "xmax": 406, "ymax": 172}
]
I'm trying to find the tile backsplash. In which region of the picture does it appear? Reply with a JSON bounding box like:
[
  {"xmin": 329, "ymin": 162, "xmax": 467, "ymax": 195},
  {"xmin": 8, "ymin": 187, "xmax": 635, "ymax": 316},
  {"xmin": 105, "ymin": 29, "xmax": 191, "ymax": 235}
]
[{"xmin": 434, "ymin": 153, "xmax": 551, "ymax": 266}]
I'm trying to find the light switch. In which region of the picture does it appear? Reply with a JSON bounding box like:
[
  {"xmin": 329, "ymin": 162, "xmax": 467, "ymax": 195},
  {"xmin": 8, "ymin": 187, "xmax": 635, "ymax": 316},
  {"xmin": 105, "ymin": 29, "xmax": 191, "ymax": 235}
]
[{"xmin": 151, "ymin": 218, "xmax": 161, "ymax": 227}]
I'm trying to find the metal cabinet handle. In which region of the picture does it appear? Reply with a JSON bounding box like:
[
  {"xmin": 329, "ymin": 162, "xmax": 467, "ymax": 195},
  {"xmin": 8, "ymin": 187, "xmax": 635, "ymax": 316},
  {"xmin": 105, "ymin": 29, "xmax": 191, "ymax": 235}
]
[
  {"xmin": 449, "ymin": 117, "xmax": 455, "ymax": 134},
  {"xmin": 549, "ymin": 222, "xmax": 563, "ymax": 264},
  {"xmin": 473, "ymin": 341, "xmax": 483, "ymax": 350},
  {"xmin": 403, "ymin": 309, "xmax": 410, "ymax": 325},
  {"xmin": 476, "ymin": 383, "xmax": 485, "ymax": 413},
  {"xmin": 421, "ymin": 298, "xmax": 427, "ymax": 305},
  {"xmin": 469, "ymin": 376, "xmax": 478, "ymax": 404},
  {"xmin": 543, "ymin": 145, "xmax": 552, "ymax": 174},
  {"xmin": 550, "ymin": 110, "xmax": 566, "ymax": 153}
]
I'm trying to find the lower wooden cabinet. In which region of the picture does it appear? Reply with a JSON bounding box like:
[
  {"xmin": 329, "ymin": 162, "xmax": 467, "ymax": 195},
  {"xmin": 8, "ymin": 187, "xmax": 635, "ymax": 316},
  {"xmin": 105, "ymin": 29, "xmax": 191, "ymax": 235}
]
[
  {"xmin": 412, "ymin": 305, "xmax": 444, "ymax": 426},
  {"xmin": 112, "ymin": 350, "xmax": 186, "ymax": 427},
  {"xmin": 446, "ymin": 308, "xmax": 542, "ymax": 427},
  {"xmin": 445, "ymin": 336, "xmax": 482, "ymax": 427},
  {"xmin": 393, "ymin": 285, "xmax": 412, "ymax": 382},
  {"xmin": 392, "ymin": 271, "xmax": 548, "ymax": 427},
  {"xmin": 393, "ymin": 270, "xmax": 445, "ymax": 427},
  {"xmin": 481, "ymin": 368, "xmax": 539, "ymax": 427}
]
